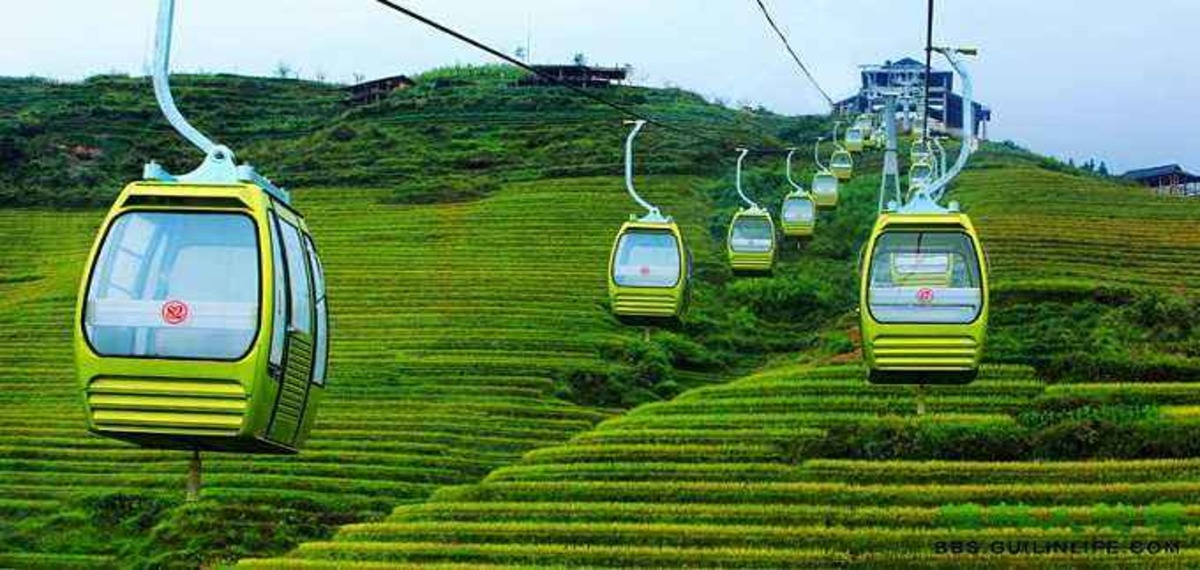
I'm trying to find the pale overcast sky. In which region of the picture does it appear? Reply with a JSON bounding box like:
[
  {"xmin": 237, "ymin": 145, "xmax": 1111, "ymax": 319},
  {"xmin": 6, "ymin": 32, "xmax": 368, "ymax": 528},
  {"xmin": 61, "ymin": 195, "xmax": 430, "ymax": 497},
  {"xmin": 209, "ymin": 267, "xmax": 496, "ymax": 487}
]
[{"xmin": 2, "ymin": 1, "xmax": 1196, "ymax": 174}]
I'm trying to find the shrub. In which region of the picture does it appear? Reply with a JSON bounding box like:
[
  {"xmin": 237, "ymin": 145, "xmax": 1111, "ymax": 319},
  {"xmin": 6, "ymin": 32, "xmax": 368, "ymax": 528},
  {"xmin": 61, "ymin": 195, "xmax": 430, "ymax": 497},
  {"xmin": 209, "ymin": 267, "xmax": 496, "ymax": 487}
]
[
  {"xmin": 386, "ymin": 175, "xmax": 501, "ymax": 204},
  {"xmin": 327, "ymin": 125, "xmax": 357, "ymax": 142}
]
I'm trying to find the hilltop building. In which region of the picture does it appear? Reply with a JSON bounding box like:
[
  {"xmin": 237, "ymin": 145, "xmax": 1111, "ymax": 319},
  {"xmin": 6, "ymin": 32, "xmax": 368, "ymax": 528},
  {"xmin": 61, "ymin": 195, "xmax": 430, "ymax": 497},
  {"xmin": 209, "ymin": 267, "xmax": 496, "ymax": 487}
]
[
  {"xmin": 835, "ymin": 57, "xmax": 992, "ymax": 139},
  {"xmin": 1122, "ymin": 164, "xmax": 1200, "ymax": 197},
  {"xmin": 346, "ymin": 75, "xmax": 415, "ymax": 106},
  {"xmin": 517, "ymin": 65, "xmax": 628, "ymax": 88}
]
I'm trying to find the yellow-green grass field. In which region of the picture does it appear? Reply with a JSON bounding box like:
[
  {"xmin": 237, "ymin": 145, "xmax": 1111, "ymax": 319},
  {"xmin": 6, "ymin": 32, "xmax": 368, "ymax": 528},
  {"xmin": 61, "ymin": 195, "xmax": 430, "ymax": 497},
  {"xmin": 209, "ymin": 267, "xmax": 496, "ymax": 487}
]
[
  {"xmin": 3, "ymin": 145, "xmax": 1199, "ymax": 568},
  {"xmin": 242, "ymin": 155, "xmax": 1200, "ymax": 569},
  {"xmin": 0, "ymin": 176, "xmax": 714, "ymax": 566},
  {"xmin": 955, "ymin": 165, "xmax": 1200, "ymax": 293},
  {"xmin": 244, "ymin": 363, "xmax": 1200, "ymax": 568}
]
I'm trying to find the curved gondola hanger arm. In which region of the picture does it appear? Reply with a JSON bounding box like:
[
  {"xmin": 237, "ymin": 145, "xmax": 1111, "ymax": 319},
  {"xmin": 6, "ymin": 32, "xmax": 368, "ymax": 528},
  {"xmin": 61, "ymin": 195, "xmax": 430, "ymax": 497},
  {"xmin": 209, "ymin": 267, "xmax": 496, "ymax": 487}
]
[
  {"xmin": 153, "ymin": 0, "xmax": 215, "ymax": 156},
  {"xmin": 813, "ymin": 136, "xmax": 828, "ymax": 171},
  {"xmin": 623, "ymin": 119, "xmax": 667, "ymax": 222},
  {"xmin": 145, "ymin": 0, "xmax": 288, "ymax": 201},
  {"xmin": 734, "ymin": 148, "xmax": 760, "ymax": 210},
  {"xmin": 900, "ymin": 46, "xmax": 976, "ymax": 214},
  {"xmin": 832, "ymin": 121, "xmax": 846, "ymax": 151},
  {"xmin": 925, "ymin": 47, "xmax": 976, "ymax": 204},
  {"xmin": 784, "ymin": 148, "xmax": 807, "ymax": 195}
]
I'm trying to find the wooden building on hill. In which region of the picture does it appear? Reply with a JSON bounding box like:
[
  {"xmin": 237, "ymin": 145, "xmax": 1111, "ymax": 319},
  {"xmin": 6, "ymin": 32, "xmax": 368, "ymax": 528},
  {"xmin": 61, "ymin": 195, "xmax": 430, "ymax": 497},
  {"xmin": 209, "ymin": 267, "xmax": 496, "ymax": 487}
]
[
  {"xmin": 1122, "ymin": 164, "xmax": 1200, "ymax": 197},
  {"xmin": 517, "ymin": 65, "xmax": 628, "ymax": 88},
  {"xmin": 346, "ymin": 75, "xmax": 415, "ymax": 106}
]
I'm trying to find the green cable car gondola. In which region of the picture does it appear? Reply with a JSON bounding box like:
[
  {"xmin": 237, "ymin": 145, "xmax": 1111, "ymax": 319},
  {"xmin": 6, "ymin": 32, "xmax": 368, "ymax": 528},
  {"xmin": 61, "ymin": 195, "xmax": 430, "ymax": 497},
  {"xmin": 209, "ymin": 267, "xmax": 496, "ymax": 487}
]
[
  {"xmin": 871, "ymin": 126, "xmax": 887, "ymax": 150},
  {"xmin": 608, "ymin": 121, "xmax": 691, "ymax": 323},
  {"xmin": 727, "ymin": 149, "xmax": 777, "ymax": 273},
  {"xmin": 830, "ymin": 123, "xmax": 859, "ymax": 178},
  {"xmin": 811, "ymin": 137, "xmax": 840, "ymax": 209},
  {"xmin": 76, "ymin": 0, "xmax": 328, "ymax": 453},
  {"xmin": 845, "ymin": 126, "xmax": 866, "ymax": 153},
  {"xmin": 830, "ymin": 122, "xmax": 854, "ymax": 180},
  {"xmin": 856, "ymin": 114, "xmax": 875, "ymax": 135},
  {"xmin": 909, "ymin": 157, "xmax": 935, "ymax": 192},
  {"xmin": 860, "ymin": 206, "xmax": 988, "ymax": 385},
  {"xmin": 831, "ymin": 149, "xmax": 854, "ymax": 181},
  {"xmin": 860, "ymin": 46, "xmax": 986, "ymax": 386},
  {"xmin": 780, "ymin": 148, "xmax": 816, "ymax": 238}
]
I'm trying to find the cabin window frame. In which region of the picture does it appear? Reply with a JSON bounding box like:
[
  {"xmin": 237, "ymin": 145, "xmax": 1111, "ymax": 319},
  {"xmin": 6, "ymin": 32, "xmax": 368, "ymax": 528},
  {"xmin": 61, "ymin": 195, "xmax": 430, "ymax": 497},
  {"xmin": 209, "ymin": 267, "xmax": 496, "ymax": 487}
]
[
  {"xmin": 865, "ymin": 228, "xmax": 985, "ymax": 326},
  {"xmin": 81, "ymin": 209, "xmax": 263, "ymax": 363},
  {"xmin": 611, "ymin": 229, "xmax": 684, "ymax": 289},
  {"xmin": 782, "ymin": 197, "xmax": 815, "ymax": 225},
  {"xmin": 267, "ymin": 212, "xmax": 289, "ymax": 370},
  {"xmin": 276, "ymin": 217, "xmax": 314, "ymax": 336},
  {"xmin": 304, "ymin": 235, "xmax": 329, "ymax": 387},
  {"xmin": 729, "ymin": 216, "xmax": 776, "ymax": 254}
]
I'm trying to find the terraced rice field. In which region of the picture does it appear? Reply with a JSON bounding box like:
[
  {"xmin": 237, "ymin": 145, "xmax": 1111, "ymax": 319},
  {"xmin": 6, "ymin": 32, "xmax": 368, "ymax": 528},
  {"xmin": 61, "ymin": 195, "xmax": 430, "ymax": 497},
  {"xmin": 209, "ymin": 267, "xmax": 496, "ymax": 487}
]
[
  {"xmin": 955, "ymin": 166, "xmax": 1200, "ymax": 292},
  {"xmin": 248, "ymin": 364, "xmax": 1200, "ymax": 568},
  {"xmin": 0, "ymin": 176, "xmax": 714, "ymax": 565}
]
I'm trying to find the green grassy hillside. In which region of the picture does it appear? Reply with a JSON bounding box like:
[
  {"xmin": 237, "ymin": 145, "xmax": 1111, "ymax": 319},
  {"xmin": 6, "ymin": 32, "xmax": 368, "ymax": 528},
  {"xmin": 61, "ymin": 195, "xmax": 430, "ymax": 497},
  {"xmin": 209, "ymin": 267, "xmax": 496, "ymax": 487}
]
[
  {"xmin": 0, "ymin": 70, "xmax": 847, "ymax": 566},
  {"xmin": 958, "ymin": 148, "xmax": 1200, "ymax": 381},
  {"xmin": 243, "ymin": 362, "xmax": 1200, "ymax": 568},
  {"xmin": 961, "ymin": 164, "xmax": 1200, "ymax": 292},
  {"xmin": 239, "ymin": 144, "xmax": 1200, "ymax": 568},
  {"xmin": 0, "ymin": 68, "xmax": 809, "ymax": 206},
  {"xmin": 0, "ymin": 174, "xmax": 731, "ymax": 567},
  {"xmin": 3, "ymin": 69, "xmax": 1200, "ymax": 568}
]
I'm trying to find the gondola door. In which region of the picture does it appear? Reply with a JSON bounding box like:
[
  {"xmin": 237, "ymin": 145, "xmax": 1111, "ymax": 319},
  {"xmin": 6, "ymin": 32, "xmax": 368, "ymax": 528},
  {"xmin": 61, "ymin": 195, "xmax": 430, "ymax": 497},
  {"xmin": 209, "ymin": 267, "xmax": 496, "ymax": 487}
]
[{"xmin": 266, "ymin": 207, "xmax": 316, "ymax": 447}]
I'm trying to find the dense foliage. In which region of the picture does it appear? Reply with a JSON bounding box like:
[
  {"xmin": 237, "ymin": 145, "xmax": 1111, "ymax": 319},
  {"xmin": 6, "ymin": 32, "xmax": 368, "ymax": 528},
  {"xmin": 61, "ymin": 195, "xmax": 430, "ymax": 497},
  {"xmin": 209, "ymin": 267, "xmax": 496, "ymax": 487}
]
[{"xmin": 0, "ymin": 66, "xmax": 808, "ymax": 207}]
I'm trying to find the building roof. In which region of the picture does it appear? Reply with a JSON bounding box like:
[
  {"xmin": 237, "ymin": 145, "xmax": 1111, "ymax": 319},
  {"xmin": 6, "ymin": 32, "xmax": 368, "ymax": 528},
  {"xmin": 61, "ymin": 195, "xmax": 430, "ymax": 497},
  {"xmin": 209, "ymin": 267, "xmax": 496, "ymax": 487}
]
[
  {"xmin": 527, "ymin": 65, "xmax": 627, "ymax": 78},
  {"xmin": 1121, "ymin": 164, "xmax": 1197, "ymax": 181},
  {"xmin": 347, "ymin": 75, "xmax": 414, "ymax": 91},
  {"xmin": 883, "ymin": 57, "xmax": 926, "ymax": 69}
]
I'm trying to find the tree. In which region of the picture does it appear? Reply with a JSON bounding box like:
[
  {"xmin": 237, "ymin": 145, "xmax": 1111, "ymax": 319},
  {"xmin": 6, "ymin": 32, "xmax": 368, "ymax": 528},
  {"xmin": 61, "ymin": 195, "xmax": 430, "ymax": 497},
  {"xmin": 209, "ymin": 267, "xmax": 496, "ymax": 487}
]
[
  {"xmin": 352, "ymin": 73, "xmax": 366, "ymax": 85},
  {"xmin": 275, "ymin": 62, "xmax": 293, "ymax": 79},
  {"xmin": 1098, "ymin": 161, "xmax": 1110, "ymax": 177},
  {"xmin": 515, "ymin": 46, "xmax": 527, "ymax": 62},
  {"xmin": 572, "ymin": 52, "xmax": 588, "ymax": 66}
]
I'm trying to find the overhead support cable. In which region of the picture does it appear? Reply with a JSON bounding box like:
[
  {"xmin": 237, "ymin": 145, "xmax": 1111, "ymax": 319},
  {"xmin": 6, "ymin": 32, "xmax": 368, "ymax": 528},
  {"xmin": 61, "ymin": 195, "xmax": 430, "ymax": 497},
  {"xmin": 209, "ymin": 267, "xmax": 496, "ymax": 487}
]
[
  {"xmin": 372, "ymin": 0, "xmax": 794, "ymax": 153},
  {"xmin": 922, "ymin": 0, "xmax": 935, "ymax": 136},
  {"xmin": 752, "ymin": 0, "xmax": 836, "ymax": 110}
]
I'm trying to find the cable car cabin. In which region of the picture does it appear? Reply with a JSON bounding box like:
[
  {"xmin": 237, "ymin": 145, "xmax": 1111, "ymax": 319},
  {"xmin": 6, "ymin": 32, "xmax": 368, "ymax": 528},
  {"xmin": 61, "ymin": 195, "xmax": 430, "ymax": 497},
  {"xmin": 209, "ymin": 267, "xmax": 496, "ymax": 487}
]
[
  {"xmin": 859, "ymin": 212, "xmax": 988, "ymax": 385},
  {"xmin": 858, "ymin": 117, "xmax": 875, "ymax": 136},
  {"xmin": 830, "ymin": 149, "xmax": 854, "ymax": 181},
  {"xmin": 845, "ymin": 127, "xmax": 866, "ymax": 153},
  {"xmin": 909, "ymin": 160, "xmax": 935, "ymax": 191},
  {"xmin": 727, "ymin": 209, "xmax": 776, "ymax": 273},
  {"xmin": 780, "ymin": 192, "xmax": 816, "ymax": 238},
  {"xmin": 872, "ymin": 128, "xmax": 887, "ymax": 149},
  {"xmin": 811, "ymin": 171, "xmax": 840, "ymax": 209},
  {"xmin": 608, "ymin": 219, "xmax": 691, "ymax": 323},
  {"xmin": 76, "ymin": 181, "xmax": 329, "ymax": 454}
]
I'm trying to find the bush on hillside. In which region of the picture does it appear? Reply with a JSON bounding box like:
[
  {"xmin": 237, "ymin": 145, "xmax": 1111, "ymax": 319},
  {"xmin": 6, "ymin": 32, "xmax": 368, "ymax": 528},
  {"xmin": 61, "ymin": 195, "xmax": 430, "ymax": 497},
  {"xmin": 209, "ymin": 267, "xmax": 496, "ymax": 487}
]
[
  {"xmin": 989, "ymin": 286, "xmax": 1200, "ymax": 383},
  {"xmin": 385, "ymin": 175, "xmax": 501, "ymax": 205}
]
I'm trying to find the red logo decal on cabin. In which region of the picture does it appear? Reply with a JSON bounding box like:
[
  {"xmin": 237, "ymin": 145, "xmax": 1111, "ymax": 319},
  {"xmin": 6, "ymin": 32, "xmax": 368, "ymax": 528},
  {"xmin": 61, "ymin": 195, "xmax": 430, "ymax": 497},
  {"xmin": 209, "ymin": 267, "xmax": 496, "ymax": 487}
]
[
  {"xmin": 162, "ymin": 300, "xmax": 189, "ymax": 325},
  {"xmin": 639, "ymin": 266, "xmax": 651, "ymax": 277},
  {"xmin": 916, "ymin": 288, "xmax": 935, "ymax": 304}
]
